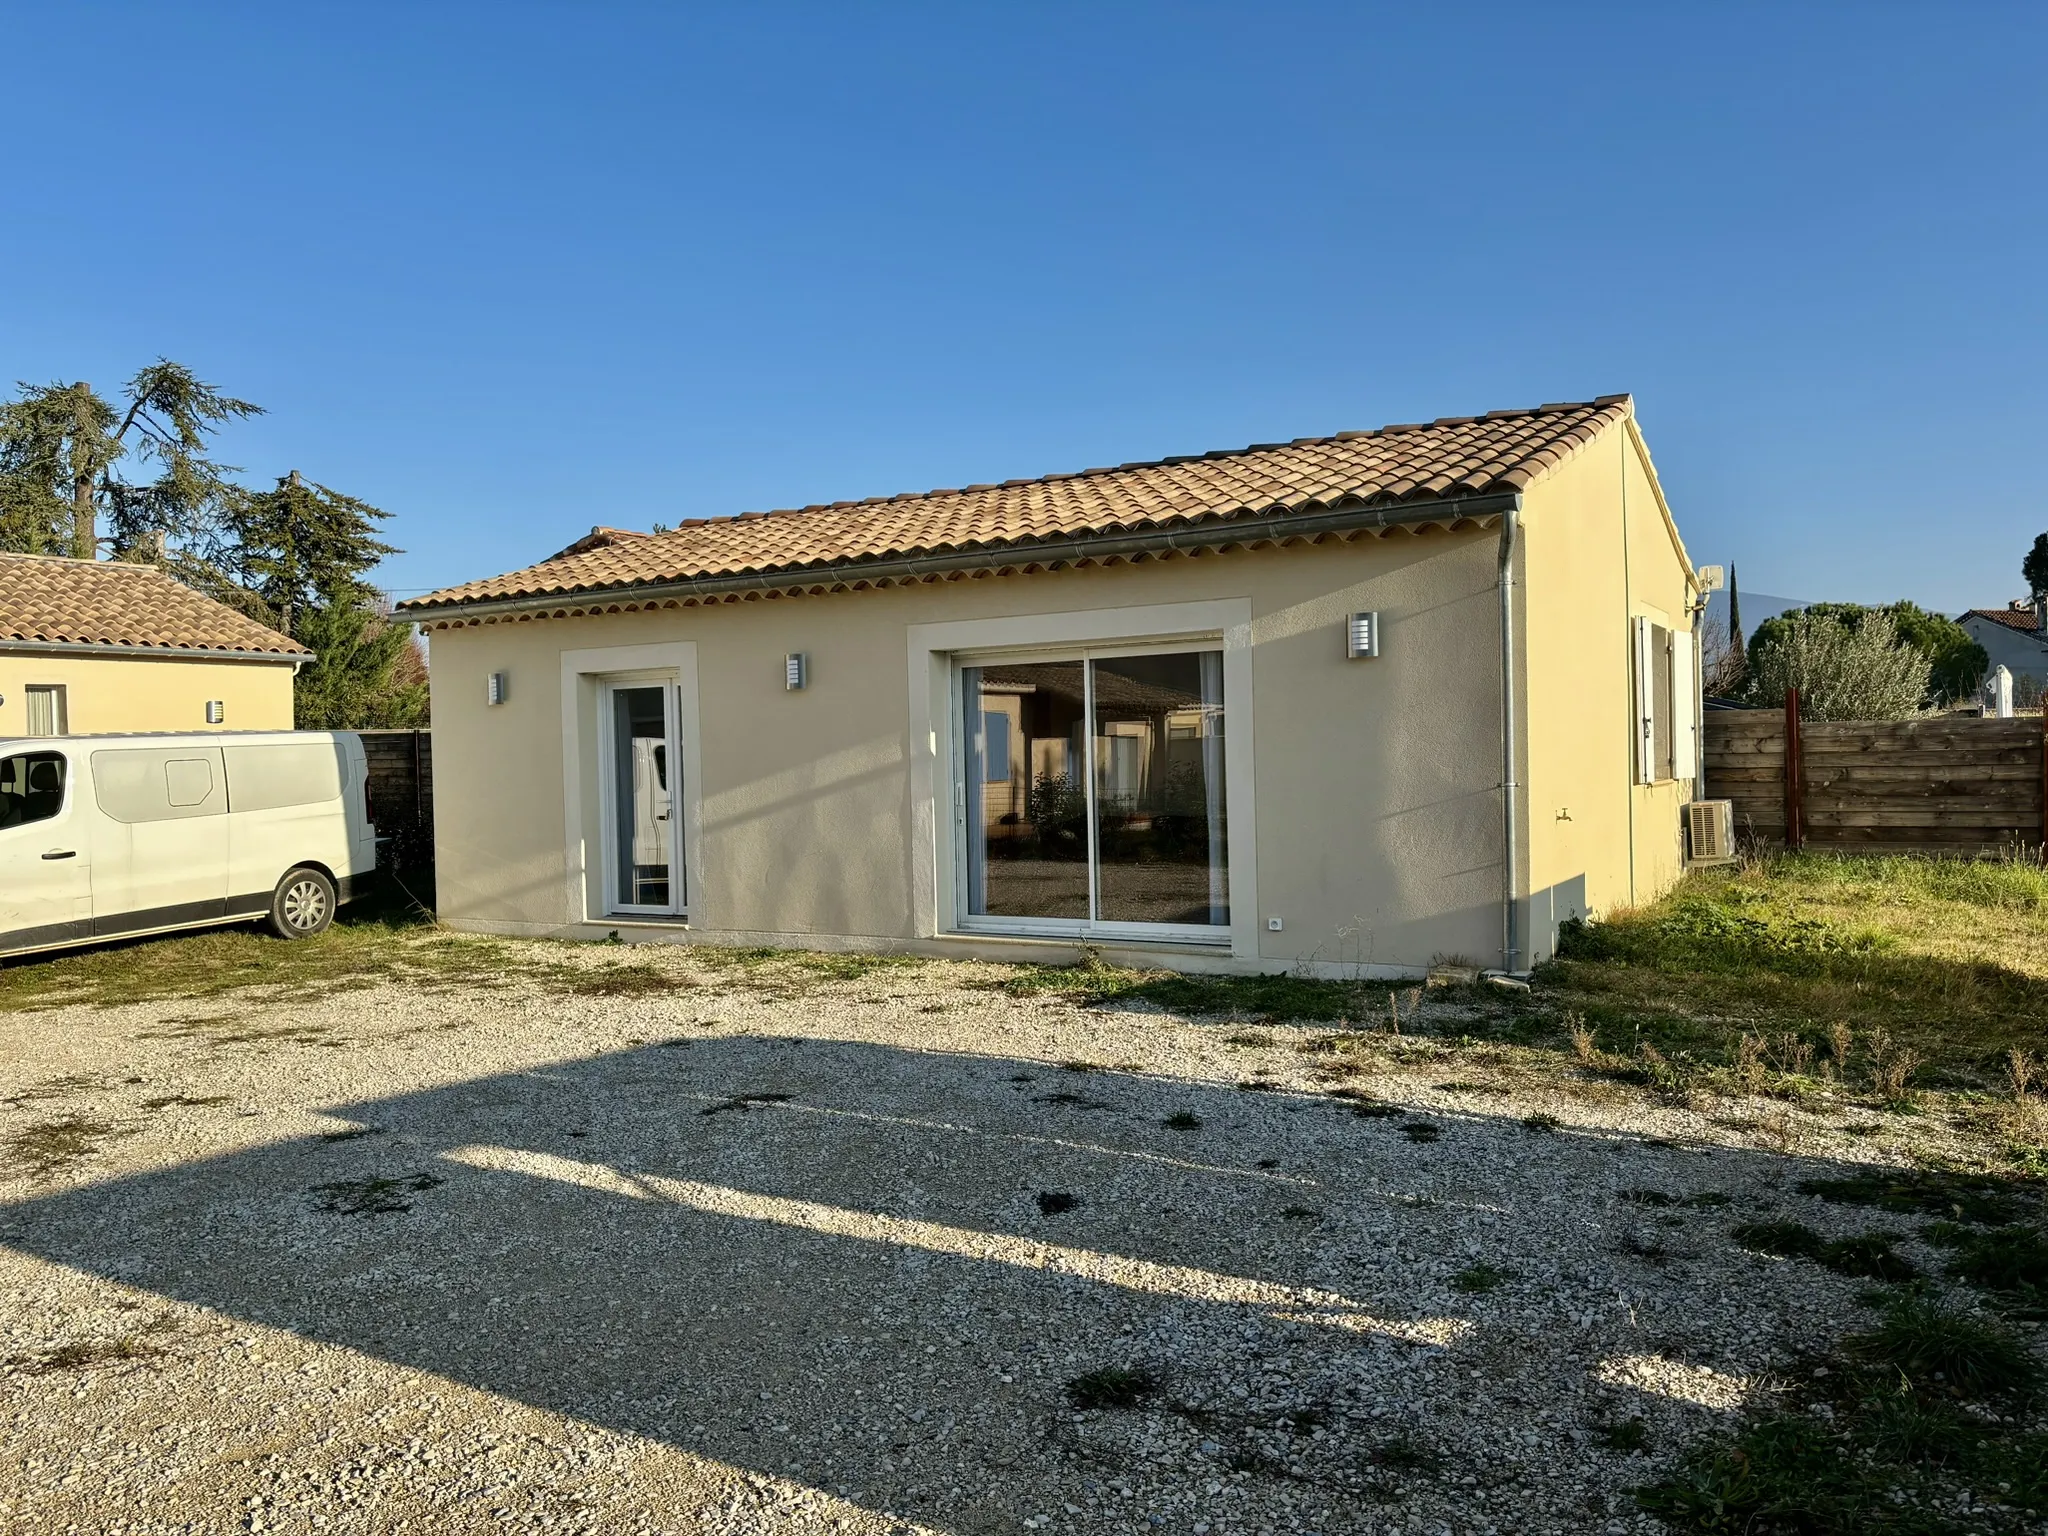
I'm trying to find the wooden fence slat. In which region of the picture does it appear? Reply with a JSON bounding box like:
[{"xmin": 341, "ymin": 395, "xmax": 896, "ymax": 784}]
[{"xmin": 1704, "ymin": 710, "xmax": 2045, "ymax": 858}]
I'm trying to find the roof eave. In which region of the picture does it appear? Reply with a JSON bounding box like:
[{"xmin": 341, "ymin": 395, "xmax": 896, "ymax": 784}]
[
  {"xmin": 401, "ymin": 491, "xmax": 1521, "ymax": 627},
  {"xmin": 0, "ymin": 637, "xmax": 312, "ymax": 668}
]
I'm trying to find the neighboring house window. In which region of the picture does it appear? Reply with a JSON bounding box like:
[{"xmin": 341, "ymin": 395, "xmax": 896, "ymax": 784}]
[
  {"xmin": 960, "ymin": 646, "xmax": 1228, "ymax": 934},
  {"xmin": 24, "ymin": 685, "xmax": 67, "ymax": 738},
  {"xmin": 1634, "ymin": 619, "xmax": 1697, "ymax": 784},
  {"xmin": 0, "ymin": 752, "xmax": 66, "ymax": 829}
]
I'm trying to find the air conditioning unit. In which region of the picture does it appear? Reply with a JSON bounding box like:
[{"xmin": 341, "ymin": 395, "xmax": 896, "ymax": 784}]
[{"xmin": 1687, "ymin": 799, "xmax": 1737, "ymax": 865}]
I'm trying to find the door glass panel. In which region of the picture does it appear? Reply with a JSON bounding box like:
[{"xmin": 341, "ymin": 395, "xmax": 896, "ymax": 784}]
[
  {"xmin": 610, "ymin": 686, "xmax": 673, "ymax": 910},
  {"xmin": 1090, "ymin": 652, "xmax": 1227, "ymax": 926},
  {"xmin": 0, "ymin": 754, "xmax": 65, "ymax": 830},
  {"xmin": 963, "ymin": 661, "xmax": 1089, "ymax": 920}
]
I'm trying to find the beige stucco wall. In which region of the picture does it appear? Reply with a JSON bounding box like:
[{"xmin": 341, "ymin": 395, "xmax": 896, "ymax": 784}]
[
  {"xmin": 427, "ymin": 532, "xmax": 1519, "ymax": 975},
  {"xmin": 0, "ymin": 650, "xmax": 297, "ymax": 737},
  {"xmin": 1520, "ymin": 421, "xmax": 1696, "ymax": 961}
]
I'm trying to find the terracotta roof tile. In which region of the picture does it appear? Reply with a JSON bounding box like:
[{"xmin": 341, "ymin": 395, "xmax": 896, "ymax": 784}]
[
  {"xmin": 402, "ymin": 395, "xmax": 1635, "ymax": 614},
  {"xmin": 1964, "ymin": 606, "xmax": 2045, "ymax": 634},
  {"xmin": 0, "ymin": 554, "xmax": 307, "ymax": 655}
]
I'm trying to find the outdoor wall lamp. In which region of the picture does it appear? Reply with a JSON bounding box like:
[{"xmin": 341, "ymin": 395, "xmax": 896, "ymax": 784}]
[
  {"xmin": 487, "ymin": 671, "xmax": 509, "ymax": 706},
  {"xmin": 1346, "ymin": 612, "xmax": 1381, "ymax": 659},
  {"xmin": 785, "ymin": 653, "xmax": 809, "ymax": 691}
]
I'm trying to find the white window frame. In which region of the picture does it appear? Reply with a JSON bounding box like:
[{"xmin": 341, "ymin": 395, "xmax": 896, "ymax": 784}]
[
  {"xmin": 559, "ymin": 642, "xmax": 702, "ymax": 928},
  {"xmin": 907, "ymin": 599, "xmax": 1258, "ymax": 959},
  {"xmin": 596, "ymin": 674, "xmax": 685, "ymax": 918}
]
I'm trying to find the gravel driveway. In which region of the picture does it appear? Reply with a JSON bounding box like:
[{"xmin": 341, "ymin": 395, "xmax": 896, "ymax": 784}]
[{"xmin": 0, "ymin": 943, "xmax": 1965, "ymax": 1535}]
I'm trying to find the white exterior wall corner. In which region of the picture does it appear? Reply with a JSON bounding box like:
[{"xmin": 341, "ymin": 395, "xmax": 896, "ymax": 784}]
[{"xmin": 423, "ymin": 536, "xmax": 1520, "ymax": 975}]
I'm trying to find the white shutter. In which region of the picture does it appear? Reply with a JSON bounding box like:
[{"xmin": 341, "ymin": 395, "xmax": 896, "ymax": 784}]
[
  {"xmin": 1671, "ymin": 632, "xmax": 1697, "ymax": 781},
  {"xmin": 1633, "ymin": 618, "xmax": 1657, "ymax": 785}
]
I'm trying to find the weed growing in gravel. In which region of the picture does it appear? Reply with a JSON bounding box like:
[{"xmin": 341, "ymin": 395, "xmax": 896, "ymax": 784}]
[
  {"xmin": 1451, "ymin": 1263, "xmax": 1514, "ymax": 1294},
  {"xmin": 1225, "ymin": 1031, "xmax": 1276, "ymax": 1048},
  {"xmin": 1596, "ymin": 1417, "xmax": 1649, "ymax": 1453},
  {"xmin": 1161, "ymin": 1111, "xmax": 1203, "ymax": 1131},
  {"xmin": 1033, "ymin": 1091, "xmax": 1112, "ymax": 1110},
  {"xmin": 1399, "ymin": 1121, "xmax": 1441, "ymax": 1143},
  {"xmin": 1063, "ymin": 1366, "xmax": 1159, "ymax": 1409},
  {"xmin": 1364, "ymin": 1434, "xmax": 1440, "ymax": 1474},
  {"xmin": 1798, "ymin": 1169, "xmax": 2029, "ymax": 1227},
  {"xmin": 1521, "ymin": 1111, "xmax": 1563, "ymax": 1132},
  {"xmin": 1278, "ymin": 1205, "xmax": 1322, "ymax": 1222},
  {"xmin": 1621, "ymin": 1188, "xmax": 1680, "ymax": 1207},
  {"xmin": 5, "ymin": 1335, "xmax": 165, "ymax": 1375},
  {"xmin": 1036, "ymin": 1190, "xmax": 1078, "ymax": 1215},
  {"xmin": 310, "ymin": 1173, "xmax": 444, "ymax": 1215},
  {"xmin": 1923, "ymin": 1223, "xmax": 2048, "ymax": 1317},
  {"xmin": 3, "ymin": 1116, "xmax": 134, "ymax": 1178},
  {"xmin": 1731, "ymin": 1220, "xmax": 1919, "ymax": 1280},
  {"xmin": 138, "ymin": 1094, "xmax": 230, "ymax": 1111}
]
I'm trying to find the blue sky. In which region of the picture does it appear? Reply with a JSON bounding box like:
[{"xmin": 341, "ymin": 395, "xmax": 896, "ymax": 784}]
[{"xmin": 4, "ymin": 3, "xmax": 2043, "ymax": 614}]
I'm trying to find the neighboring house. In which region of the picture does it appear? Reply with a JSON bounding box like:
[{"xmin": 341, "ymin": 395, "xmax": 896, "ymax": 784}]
[
  {"xmin": 1959, "ymin": 600, "xmax": 2048, "ymax": 688},
  {"xmin": 0, "ymin": 554, "xmax": 308, "ymax": 736},
  {"xmin": 399, "ymin": 395, "xmax": 1701, "ymax": 977}
]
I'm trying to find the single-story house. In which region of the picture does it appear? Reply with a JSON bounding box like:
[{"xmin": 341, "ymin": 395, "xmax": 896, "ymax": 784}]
[
  {"xmin": 399, "ymin": 395, "xmax": 1702, "ymax": 977},
  {"xmin": 0, "ymin": 553, "xmax": 308, "ymax": 736},
  {"xmin": 1959, "ymin": 600, "xmax": 2048, "ymax": 689}
]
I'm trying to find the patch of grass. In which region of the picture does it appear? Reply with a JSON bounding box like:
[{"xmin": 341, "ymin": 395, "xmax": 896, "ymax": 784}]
[
  {"xmin": 3, "ymin": 1116, "xmax": 134, "ymax": 1178},
  {"xmin": 699, "ymin": 1091, "xmax": 795, "ymax": 1116},
  {"xmin": 1063, "ymin": 1366, "xmax": 1158, "ymax": 1409},
  {"xmin": 1521, "ymin": 1111, "xmax": 1563, "ymax": 1132},
  {"xmin": 309, "ymin": 1173, "xmax": 443, "ymax": 1215},
  {"xmin": 1924, "ymin": 1222, "xmax": 2048, "ymax": 1317},
  {"xmin": 982, "ymin": 955, "xmax": 1370, "ymax": 1024},
  {"xmin": 1731, "ymin": 1220, "xmax": 1917, "ymax": 1280},
  {"xmin": 1399, "ymin": 1121, "xmax": 1441, "ymax": 1143},
  {"xmin": 1548, "ymin": 854, "xmax": 2048, "ymax": 1084},
  {"xmin": 1161, "ymin": 1111, "xmax": 1202, "ymax": 1131},
  {"xmin": 1798, "ymin": 1169, "xmax": 2030, "ymax": 1227},
  {"xmin": 1224, "ymin": 1031, "xmax": 1276, "ymax": 1048},
  {"xmin": 1845, "ymin": 1296, "xmax": 2039, "ymax": 1404},
  {"xmin": 1451, "ymin": 1262, "xmax": 1513, "ymax": 1294},
  {"xmin": 1640, "ymin": 1297, "xmax": 2047, "ymax": 1530},
  {"xmin": 1036, "ymin": 1190, "xmax": 1079, "ymax": 1215}
]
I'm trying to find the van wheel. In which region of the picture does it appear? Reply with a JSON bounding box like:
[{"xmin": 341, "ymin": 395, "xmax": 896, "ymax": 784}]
[{"xmin": 269, "ymin": 867, "xmax": 335, "ymax": 939}]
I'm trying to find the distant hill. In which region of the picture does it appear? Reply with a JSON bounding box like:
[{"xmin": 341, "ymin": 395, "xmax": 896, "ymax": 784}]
[{"xmin": 1706, "ymin": 589, "xmax": 1808, "ymax": 636}]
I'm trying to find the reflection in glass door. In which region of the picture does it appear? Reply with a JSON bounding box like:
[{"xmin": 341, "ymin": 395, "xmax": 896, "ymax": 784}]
[
  {"xmin": 604, "ymin": 682, "xmax": 681, "ymax": 915},
  {"xmin": 961, "ymin": 648, "xmax": 1226, "ymax": 935}
]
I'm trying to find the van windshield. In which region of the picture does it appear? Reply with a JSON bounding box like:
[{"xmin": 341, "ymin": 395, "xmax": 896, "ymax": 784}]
[{"xmin": 0, "ymin": 752, "xmax": 66, "ymax": 829}]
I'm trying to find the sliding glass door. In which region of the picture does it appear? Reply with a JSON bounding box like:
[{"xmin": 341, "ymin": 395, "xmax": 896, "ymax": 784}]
[
  {"xmin": 961, "ymin": 646, "xmax": 1226, "ymax": 939},
  {"xmin": 601, "ymin": 680, "xmax": 683, "ymax": 917}
]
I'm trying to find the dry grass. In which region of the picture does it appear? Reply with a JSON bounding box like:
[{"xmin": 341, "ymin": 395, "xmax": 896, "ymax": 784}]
[{"xmin": 1548, "ymin": 852, "xmax": 2048, "ymax": 1085}]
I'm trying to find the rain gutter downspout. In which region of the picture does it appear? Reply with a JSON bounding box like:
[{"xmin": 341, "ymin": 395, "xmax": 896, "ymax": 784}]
[{"xmin": 1497, "ymin": 498, "xmax": 1524, "ymax": 976}]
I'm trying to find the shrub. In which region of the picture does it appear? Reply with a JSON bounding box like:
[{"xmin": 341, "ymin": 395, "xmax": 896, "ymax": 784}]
[{"xmin": 1745, "ymin": 609, "xmax": 1932, "ymax": 720}]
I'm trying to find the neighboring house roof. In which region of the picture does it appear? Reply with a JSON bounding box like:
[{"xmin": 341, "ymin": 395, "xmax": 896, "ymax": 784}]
[
  {"xmin": 1961, "ymin": 606, "xmax": 2045, "ymax": 636},
  {"xmin": 402, "ymin": 395, "xmax": 1638, "ymax": 619},
  {"xmin": 0, "ymin": 553, "xmax": 309, "ymax": 658}
]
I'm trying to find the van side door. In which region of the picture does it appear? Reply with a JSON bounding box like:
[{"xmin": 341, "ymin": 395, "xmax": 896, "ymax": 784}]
[
  {"xmin": 0, "ymin": 748, "xmax": 91, "ymax": 955},
  {"xmin": 223, "ymin": 740, "xmax": 349, "ymax": 912},
  {"xmin": 88, "ymin": 746, "xmax": 230, "ymax": 936}
]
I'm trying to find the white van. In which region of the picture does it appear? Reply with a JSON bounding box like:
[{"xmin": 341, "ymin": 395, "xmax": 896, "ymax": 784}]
[{"xmin": 0, "ymin": 731, "xmax": 377, "ymax": 959}]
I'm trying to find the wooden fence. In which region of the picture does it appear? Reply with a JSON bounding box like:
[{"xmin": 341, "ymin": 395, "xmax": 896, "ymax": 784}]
[
  {"xmin": 357, "ymin": 729, "xmax": 434, "ymax": 867},
  {"xmin": 1703, "ymin": 701, "xmax": 2048, "ymax": 856}
]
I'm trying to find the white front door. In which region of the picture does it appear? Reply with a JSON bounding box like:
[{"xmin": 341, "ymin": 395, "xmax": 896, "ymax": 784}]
[
  {"xmin": 0, "ymin": 748, "xmax": 92, "ymax": 954},
  {"xmin": 600, "ymin": 680, "xmax": 682, "ymax": 916}
]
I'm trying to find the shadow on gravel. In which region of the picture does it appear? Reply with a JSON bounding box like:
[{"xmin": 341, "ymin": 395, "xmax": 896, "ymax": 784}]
[{"xmin": 0, "ymin": 1036, "xmax": 2038, "ymax": 1532}]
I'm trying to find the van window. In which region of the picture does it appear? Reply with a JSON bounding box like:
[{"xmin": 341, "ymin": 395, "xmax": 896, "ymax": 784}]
[
  {"xmin": 91, "ymin": 747, "xmax": 227, "ymax": 824},
  {"xmin": 223, "ymin": 743, "xmax": 344, "ymax": 813},
  {"xmin": 0, "ymin": 753, "xmax": 65, "ymax": 829}
]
